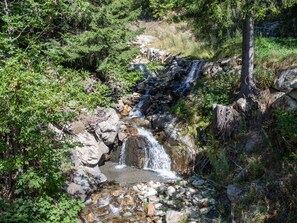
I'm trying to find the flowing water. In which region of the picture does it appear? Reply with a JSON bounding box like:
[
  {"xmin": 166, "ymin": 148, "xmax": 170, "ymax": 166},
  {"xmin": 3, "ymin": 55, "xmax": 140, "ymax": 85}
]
[
  {"xmin": 81, "ymin": 60, "xmax": 207, "ymax": 222},
  {"xmin": 114, "ymin": 60, "xmax": 204, "ymax": 180},
  {"xmin": 177, "ymin": 60, "xmax": 204, "ymax": 94}
]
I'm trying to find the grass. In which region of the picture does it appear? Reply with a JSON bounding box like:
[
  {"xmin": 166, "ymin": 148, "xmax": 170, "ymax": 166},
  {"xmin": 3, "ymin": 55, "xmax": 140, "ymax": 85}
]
[
  {"xmin": 215, "ymin": 37, "xmax": 297, "ymax": 89},
  {"xmin": 215, "ymin": 37, "xmax": 297, "ymax": 67},
  {"xmin": 138, "ymin": 21, "xmax": 213, "ymax": 59}
]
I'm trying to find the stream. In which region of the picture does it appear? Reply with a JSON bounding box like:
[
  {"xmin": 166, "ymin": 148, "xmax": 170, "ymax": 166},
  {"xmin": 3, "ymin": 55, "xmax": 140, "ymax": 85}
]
[{"xmin": 79, "ymin": 59, "xmax": 220, "ymax": 222}]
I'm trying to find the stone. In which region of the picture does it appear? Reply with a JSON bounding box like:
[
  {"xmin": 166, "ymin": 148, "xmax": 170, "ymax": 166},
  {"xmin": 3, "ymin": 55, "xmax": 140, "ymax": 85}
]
[
  {"xmin": 124, "ymin": 135, "xmax": 150, "ymax": 168},
  {"xmin": 74, "ymin": 131, "xmax": 105, "ymax": 166},
  {"xmin": 155, "ymin": 210, "xmax": 166, "ymax": 216},
  {"xmin": 121, "ymin": 105, "xmax": 132, "ymax": 116},
  {"xmin": 123, "ymin": 212, "xmax": 133, "ymax": 217},
  {"xmin": 116, "ymin": 99, "xmax": 125, "ymax": 112},
  {"xmin": 165, "ymin": 210, "xmax": 186, "ymax": 223},
  {"xmin": 112, "ymin": 190, "xmax": 123, "ymax": 197},
  {"xmin": 200, "ymin": 207, "xmax": 211, "ymax": 215},
  {"xmin": 269, "ymin": 91, "xmax": 286, "ymax": 105},
  {"xmin": 154, "ymin": 203, "xmax": 163, "ymax": 209},
  {"xmin": 70, "ymin": 121, "xmax": 85, "ymax": 134},
  {"xmin": 145, "ymin": 188, "xmax": 158, "ymax": 197},
  {"xmin": 149, "ymin": 195, "xmax": 160, "ymax": 203},
  {"xmin": 236, "ymin": 98, "xmax": 248, "ymax": 112},
  {"xmin": 128, "ymin": 117, "xmax": 151, "ymax": 128},
  {"xmin": 83, "ymin": 166, "xmax": 107, "ymax": 184},
  {"xmin": 219, "ymin": 57, "xmax": 234, "ymax": 66},
  {"xmin": 273, "ymin": 68, "xmax": 297, "ymax": 92},
  {"xmin": 95, "ymin": 109, "xmax": 120, "ymax": 145},
  {"xmin": 272, "ymin": 95, "xmax": 297, "ymax": 111},
  {"xmin": 291, "ymin": 81, "xmax": 297, "ymax": 89},
  {"xmin": 170, "ymin": 147, "xmax": 197, "ymax": 175},
  {"xmin": 188, "ymin": 188, "xmax": 197, "ymax": 194},
  {"xmin": 192, "ymin": 179, "xmax": 205, "ymax": 188},
  {"xmin": 118, "ymin": 124, "xmax": 129, "ymax": 142},
  {"xmin": 227, "ymin": 185, "xmax": 243, "ymax": 202},
  {"xmin": 167, "ymin": 186, "xmax": 177, "ymax": 197},
  {"xmin": 132, "ymin": 92, "xmax": 142, "ymax": 103},
  {"xmin": 86, "ymin": 212, "xmax": 95, "ymax": 223},
  {"xmin": 147, "ymin": 203, "xmax": 155, "ymax": 216},
  {"xmin": 67, "ymin": 183, "xmax": 86, "ymax": 200},
  {"xmin": 288, "ymin": 90, "xmax": 297, "ymax": 100}
]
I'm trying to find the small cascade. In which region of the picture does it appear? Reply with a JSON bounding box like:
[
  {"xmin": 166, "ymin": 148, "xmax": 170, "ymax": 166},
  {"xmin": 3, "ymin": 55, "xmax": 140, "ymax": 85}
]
[
  {"xmin": 117, "ymin": 141, "xmax": 126, "ymax": 168},
  {"xmin": 137, "ymin": 128, "xmax": 176, "ymax": 178},
  {"xmin": 129, "ymin": 90, "xmax": 150, "ymax": 118},
  {"xmin": 117, "ymin": 59, "xmax": 204, "ymax": 179},
  {"xmin": 177, "ymin": 60, "xmax": 204, "ymax": 94}
]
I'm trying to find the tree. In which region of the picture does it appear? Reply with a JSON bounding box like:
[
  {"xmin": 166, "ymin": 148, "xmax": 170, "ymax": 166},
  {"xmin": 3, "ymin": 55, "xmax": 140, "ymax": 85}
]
[
  {"xmin": 0, "ymin": 0, "xmax": 140, "ymax": 221},
  {"xmin": 180, "ymin": 0, "xmax": 297, "ymax": 98},
  {"xmin": 239, "ymin": 0, "xmax": 297, "ymax": 97}
]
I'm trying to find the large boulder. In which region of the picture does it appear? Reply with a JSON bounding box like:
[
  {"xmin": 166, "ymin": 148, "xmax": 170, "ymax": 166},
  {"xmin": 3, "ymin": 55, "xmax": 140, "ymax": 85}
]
[
  {"xmin": 273, "ymin": 68, "xmax": 297, "ymax": 92},
  {"xmin": 95, "ymin": 108, "xmax": 120, "ymax": 145},
  {"xmin": 170, "ymin": 147, "xmax": 198, "ymax": 175},
  {"xmin": 67, "ymin": 166, "xmax": 107, "ymax": 200},
  {"xmin": 124, "ymin": 135, "xmax": 150, "ymax": 168},
  {"xmin": 72, "ymin": 131, "xmax": 109, "ymax": 166}
]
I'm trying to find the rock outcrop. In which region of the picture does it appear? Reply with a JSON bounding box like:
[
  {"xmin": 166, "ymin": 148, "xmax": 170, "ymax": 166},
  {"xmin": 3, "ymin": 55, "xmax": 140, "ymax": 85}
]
[
  {"xmin": 66, "ymin": 108, "xmax": 120, "ymax": 200},
  {"xmin": 272, "ymin": 68, "xmax": 297, "ymax": 111}
]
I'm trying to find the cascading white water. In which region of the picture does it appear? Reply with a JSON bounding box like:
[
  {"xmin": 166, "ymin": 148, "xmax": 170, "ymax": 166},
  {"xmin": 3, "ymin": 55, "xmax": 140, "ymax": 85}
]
[
  {"xmin": 178, "ymin": 60, "xmax": 204, "ymax": 93},
  {"xmin": 118, "ymin": 60, "xmax": 204, "ymax": 179},
  {"xmin": 129, "ymin": 90, "xmax": 150, "ymax": 118},
  {"xmin": 136, "ymin": 128, "xmax": 171, "ymax": 170}
]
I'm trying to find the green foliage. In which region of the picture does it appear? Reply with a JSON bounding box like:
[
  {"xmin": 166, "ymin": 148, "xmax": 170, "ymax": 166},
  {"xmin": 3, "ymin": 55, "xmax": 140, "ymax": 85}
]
[
  {"xmin": 179, "ymin": 0, "xmax": 297, "ymax": 45},
  {"xmin": 149, "ymin": 0, "xmax": 179, "ymax": 19},
  {"xmin": 215, "ymin": 37, "xmax": 297, "ymax": 89},
  {"xmin": 0, "ymin": 0, "xmax": 141, "ymax": 220},
  {"xmin": 132, "ymin": 0, "xmax": 179, "ymax": 19},
  {"xmin": 174, "ymin": 72, "xmax": 239, "ymax": 122},
  {"xmin": 0, "ymin": 194, "xmax": 83, "ymax": 223},
  {"xmin": 273, "ymin": 110, "xmax": 297, "ymax": 155}
]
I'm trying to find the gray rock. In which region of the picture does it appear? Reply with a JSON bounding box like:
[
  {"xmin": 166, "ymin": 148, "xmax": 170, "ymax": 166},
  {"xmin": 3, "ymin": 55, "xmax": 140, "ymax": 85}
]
[
  {"xmin": 123, "ymin": 135, "xmax": 150, "ymax": 168},
  {"xmin": 192, "ymin": 179, "xmax": 205, "ymax": 188},
  {"xmin": 236, "ymin": 98, "xmax": 248, "ymax": 112},
  {"xmin": 73, "ymin": 131, "xmax": 107, "ymax": 166},
  {"xmin": 199, "ymin": 207, "xmax": 211, "ymax": 215},
  {"xmin": 288, "ymin": 90, "xmax": 297, "ymax": 100},
  {"xmin": 67, "ymin": 183, "xmax": 87, "ymax": 200},
  {"xmin": 165, "ymin": 210, "xmax": 186, "ymax": 223},
  {"xmin": 291, "ymin": 81, "xmax": 297, "ymax": 89},
  {"xmin": 167, "ymin": 186, "xmax": 177, "ymax": 197},
  {"xmin": 95, "ymin": 108, "xmax": 120, "ymax": 145},
  {"xmin": 273, "ymin": 68, "xmax": 297, "ymax": 92},
  {"xmin": 227, "ymin": 185, "xmax": 243, "ymax": 202},
  {"xmin": 272, "ymin": 95, "xmax": 297, "ymax": 111},
  {"xmin": 269, "ymin": 91, "xmax": 286, "ymax": 105}
]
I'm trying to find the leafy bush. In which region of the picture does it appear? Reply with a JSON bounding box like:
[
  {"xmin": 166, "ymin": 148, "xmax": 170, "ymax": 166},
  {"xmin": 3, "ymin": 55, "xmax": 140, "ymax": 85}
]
[
  {"xmin": 149, "ymin": 0, "xmax": 179, "ymax": 19},
  {"xmin": 0, "ymin": 194, "xmax": 83, "ymax": 223}
]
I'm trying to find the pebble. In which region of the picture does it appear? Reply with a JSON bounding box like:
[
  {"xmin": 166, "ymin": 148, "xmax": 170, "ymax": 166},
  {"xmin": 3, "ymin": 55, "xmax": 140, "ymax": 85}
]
[{"xmin": 80, "ymin": 177, "xmax": 219, "ymax": 223}]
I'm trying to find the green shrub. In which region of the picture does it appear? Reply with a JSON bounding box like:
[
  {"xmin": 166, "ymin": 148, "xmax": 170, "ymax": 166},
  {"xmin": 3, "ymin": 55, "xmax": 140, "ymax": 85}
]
[{"xmin": 0, "ymin": 195, "xmax": 83, "ymax": 223}]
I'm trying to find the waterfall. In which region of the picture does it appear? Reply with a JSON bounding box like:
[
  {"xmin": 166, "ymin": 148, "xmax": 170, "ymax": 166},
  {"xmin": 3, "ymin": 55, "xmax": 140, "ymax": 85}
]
[
  {"xmin": 177, "ymin": 60, "xmax": 204, "ymax": 94},
  {"xmin": 129, "ymin": 90, "xmax": 150, "ymax": 118},
  {"xmin": 118, "ymin": 60, "xmax": 204, "ymax": 179}
]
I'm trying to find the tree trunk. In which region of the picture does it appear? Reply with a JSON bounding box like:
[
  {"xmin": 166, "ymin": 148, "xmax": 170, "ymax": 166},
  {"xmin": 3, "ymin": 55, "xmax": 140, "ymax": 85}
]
[{"xmin": 240, "ymin": 13, "xmax": 256, "ymax": 98}]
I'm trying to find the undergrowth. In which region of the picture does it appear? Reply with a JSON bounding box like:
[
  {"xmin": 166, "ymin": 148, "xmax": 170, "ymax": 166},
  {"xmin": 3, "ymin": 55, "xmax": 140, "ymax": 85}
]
[{"xmin": 139, "ymin": 21, "xmax": 213, "ymax": 59}]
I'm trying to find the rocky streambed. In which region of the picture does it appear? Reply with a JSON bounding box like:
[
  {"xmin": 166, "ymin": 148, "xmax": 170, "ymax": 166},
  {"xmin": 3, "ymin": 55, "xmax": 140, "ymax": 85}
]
[{"xmin": 80, "ymin": 176, "xmax": 219, "ymax": 223}]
